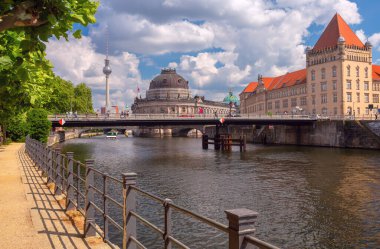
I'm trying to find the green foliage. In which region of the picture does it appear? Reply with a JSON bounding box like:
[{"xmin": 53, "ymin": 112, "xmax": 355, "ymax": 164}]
[
  {"xmin": 26, "ymin": 108, "xmax": 51, "ymax": 143},
  {"xmin": 7, "ymin": 115, "xmax": 27, "ymax": 142},
  {"xmin": 73, "ymin": 83, "xmax": 94, "ymax": 113}
]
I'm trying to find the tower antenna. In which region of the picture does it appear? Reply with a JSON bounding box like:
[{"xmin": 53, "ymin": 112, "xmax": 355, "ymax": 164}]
[{"xmin": 103, "ymin": 25, "xmax": 112, "ymax": 110}]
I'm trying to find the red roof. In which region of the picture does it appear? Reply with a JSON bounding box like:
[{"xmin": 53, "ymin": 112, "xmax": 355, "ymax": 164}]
[
  {"xmin": 242, "ymin": 69, "xmax": 306, "ymax": 94},
  {"xmin": 373, "ymin": 65, "xmax": 380, "ymax": 81},
  {"xmin": 313, "ymin": 13, "xmax": 364, "ymax": 51},
  {"xmin": 242, "ymin": 77, "xmax": 274, "ymax": 93}
]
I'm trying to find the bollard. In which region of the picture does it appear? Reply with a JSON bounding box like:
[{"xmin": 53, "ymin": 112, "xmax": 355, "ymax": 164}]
[
  {"xmin": 164, "ymin": 198, "xmax": 173, "ymax": 249},
  {"xmin": 214, "ymin": 134, "xmax": 221, "ymax": 150},
  {"xmin": 202, "ymin": 134, "xmax": 209, "ymax": 150},
  {"xmin": 84, "ymin": 160, "xmax": 96, "ymax": 237},
  {"xmin": 122, "ymin": 173, "xmax": 137, "ymax": 249},
  {"xmin": 66, "ymin": 152, "xmax": 75, "ymax": 211},
  {"xmin": 225, "ymin": 208, "xmax": 258, "ymax": 249}
]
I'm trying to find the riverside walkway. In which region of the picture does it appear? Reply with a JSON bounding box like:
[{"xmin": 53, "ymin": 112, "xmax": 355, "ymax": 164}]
[{"xmin": 0, "ymin": 143, "xmax": 110, "ymax": 249}]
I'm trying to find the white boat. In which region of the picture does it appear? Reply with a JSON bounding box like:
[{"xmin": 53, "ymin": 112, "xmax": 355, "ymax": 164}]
[{"xmin": 106, "ymin": 131, "xmax": 118, "ymax": 139}]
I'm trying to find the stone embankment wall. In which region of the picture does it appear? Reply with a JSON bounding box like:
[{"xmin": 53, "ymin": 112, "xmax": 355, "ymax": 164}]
[
  {"xmin": 205, "ymin": 121, "xmax": 380, "ymax": 149},
  {"xmin": 47, "ymin": 130, "xmax": 79, "ymax": 146}
]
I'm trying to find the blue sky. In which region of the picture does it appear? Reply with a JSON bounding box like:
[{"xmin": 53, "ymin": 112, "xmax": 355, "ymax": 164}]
[{"xmin": 46, "ymin": 0, "xmax": 380, "ymax": 109}]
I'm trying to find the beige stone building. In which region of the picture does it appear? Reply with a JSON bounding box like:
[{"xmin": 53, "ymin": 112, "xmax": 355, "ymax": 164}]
[{"xmin": 240, "ymin": 14, "xmax": 380, "ymax": 118}]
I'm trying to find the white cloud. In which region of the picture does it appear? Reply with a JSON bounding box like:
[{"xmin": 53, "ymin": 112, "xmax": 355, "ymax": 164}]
[
  {"xmin": 46, "ymin": 36, "xmax": 145, "ymax": 109},
  {"xmin": 356, "ymin": 29, "xmax": 367, "ymax": 43},
  {"xmin": 369, "ymin": 33, "xmax": 380, "ymax": 51}
]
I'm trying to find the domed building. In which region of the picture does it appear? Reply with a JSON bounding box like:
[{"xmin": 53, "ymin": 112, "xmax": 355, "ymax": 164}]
[{"xmin": 131, "ymin": 68, "xmax": 235, "ymax": 137}]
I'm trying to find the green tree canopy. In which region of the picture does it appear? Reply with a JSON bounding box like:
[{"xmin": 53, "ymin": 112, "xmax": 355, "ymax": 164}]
[
  {"xmin": 73, "ymin": 83, "xmax": 94, "ymax": 113},
  {"xmin": 27, "ymin": 108, "xmax": 51, "ymax": 143}
]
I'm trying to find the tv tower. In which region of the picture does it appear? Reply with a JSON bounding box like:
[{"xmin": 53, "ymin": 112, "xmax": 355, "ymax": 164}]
[{"xmin": 103, "ymin": 27, "xmax": 112, "ymax": 110}]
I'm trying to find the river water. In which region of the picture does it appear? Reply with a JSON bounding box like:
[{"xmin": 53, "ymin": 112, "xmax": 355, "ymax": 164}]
[{"xmin": 56, "ymin": 136, "xmax": 380, "ymax": 249}]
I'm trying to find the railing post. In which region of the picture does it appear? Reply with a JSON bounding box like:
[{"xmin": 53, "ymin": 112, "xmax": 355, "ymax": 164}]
[
  {"xmin": 66, "ymin": 152, "xmax": 75, "ymax": 211},
  {"xmin": 84, "ymin": 160, "xmax": 96, "ymax": 237},
  {"xmin": 225, "ymin": 208, "xmax": 258, "ymax": 249},
  {"xmin": 122, "ymin": 173, "xmax": 137, "ymax": 249},
  {"xmin": 164, "ymin": 198, "xmax": 173, "ymax": 249},
  {"xmin": 54, "ymin": 148, "xmax": 62, "ymax": 195},
  {"xmin": 47, "ymin": 148, "xmax": 53, "ymax": 184}
]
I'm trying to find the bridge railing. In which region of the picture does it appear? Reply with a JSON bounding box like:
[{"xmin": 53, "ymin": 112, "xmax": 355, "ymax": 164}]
[
  {"xmin": 25, "ymin": 137, "xmax": 281, "ymax": 249},
  {"xmin": 49, "ymin": 113, "xmax": 314, "ymax": 121}
]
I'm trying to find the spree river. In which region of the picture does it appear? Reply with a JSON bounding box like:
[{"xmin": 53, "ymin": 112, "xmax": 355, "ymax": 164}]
[{"xmin": 56, "ymin": 136, "xmax": 380, "ymax": 249}]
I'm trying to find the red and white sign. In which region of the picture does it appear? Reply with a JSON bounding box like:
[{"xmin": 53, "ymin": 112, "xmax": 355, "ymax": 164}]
[
  {"xmin": 59, "ymin": 118, "xmax": 66, "ymax": 126},
  {"xmin": 219, "ymin": 117, "xmax": 225, "ymax": 124}
]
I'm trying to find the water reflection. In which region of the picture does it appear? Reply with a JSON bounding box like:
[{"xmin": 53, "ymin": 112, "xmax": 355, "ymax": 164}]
[{"xmin": 56, "ymin": 136, "xmax": 380, "ymax": 248}]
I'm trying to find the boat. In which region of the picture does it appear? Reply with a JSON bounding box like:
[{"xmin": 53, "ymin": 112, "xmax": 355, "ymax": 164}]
[{"xmin": 106, "ymin": 131, "xmax": 118, "ymax": 139}]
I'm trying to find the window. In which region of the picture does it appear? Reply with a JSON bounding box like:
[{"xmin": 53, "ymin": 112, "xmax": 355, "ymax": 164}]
[
  {"xmin": 356, "ymin": 93, "xmax": 360, "ymax": 103},
  {"xmin": 373, "ymin": 83, "xmax": 380, "ymax": 91},
  {"xmin": 346, "ymin": 80, "xmax": 352, "ymax": 90},
  {"xmin": 365, "ymin": 67, "xmax": 368, "ymax": 78},
  {"xmin": 356, "ymin": 66, "xmax": 360, "ymax": 77},
  {"xmin": 312, "ymin": 95, "xmax": 316, "ymax": 105},
  {"xmin": 356, "ymin": 80, "xmax": 360, "ymax": 90},
  {"xmin": 282, "ymin": 99, "xmax": 288, "ymax": 108},
  {"xmin": 365, "ymin": 108, "xmax": 369, "ymax": 115},
  {"xmin": 311, "ymin": 70, "xmax": 315, "ymax": 81},
  {"xmin": 322, "ymin": 107, "xmax": 328, "ymax": 115},
  {"xmin": 333, "ymin": 92, "xmax": 337, "ymax": 103},
  {"xmin": 334, "ymin": 107, "xmax": 338, "ymax": 115},
  {"xmin": 267, "ymin": 102, "xmax": 272, "ymax": 110},
  {"xmin": 321, "ymin": 94, "xmax": 327, "ymax": 103},
  {"xmin": 321, "ymin": 82, "xmax": 327, "ymax": 91},
  {"xmin": 365, "ymin": 93, "xmax": 369, "ymax": 103},
  {"xmin": 357, "ymin": 108, "xmax": 361, "ymax": 115},
  {"xmin": 321, "ymin": 68, "xmax": 326, "ymax": 80},
  {"xmin": 373, "ymin": 94, "xmax": 379, "ymax": 103},
  {"xmin": 182, "ymin": 107, "xmax": 186, "ymax": 112},
  {"xmin": 300, "ymin": 97, "xmax": 307, "ymax": 106},
  {"xmin": 347, "ymin": 92, "xmax": 352, "ymax": 102},
  {"xmin": 347, "ymin": 65, "xmax": 351, "ymax": 77},
  {"xmin": 275, "ymin": 101, "xmax": 280, "ymax": 109},
  {"xmin": 291, "ymin": 98, "xmax": 297, "ymax": 107},
  {"xmin": 364, "ymin": 81, "xmax": 369, "ymax": 91},
  {"xmin": 332, "ymin": 66, "xmax": 337, "ymax": 77},
  {"xmin": 333, "ymin": 80, "xmax": 337, "ymax": 90},
  {"xmin": 312, "ymin": 83, "xmax": 315, "ymax": 93}
]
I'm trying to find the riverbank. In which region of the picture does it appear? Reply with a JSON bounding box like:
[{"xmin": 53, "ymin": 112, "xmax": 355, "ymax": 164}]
[{"xmin": 0, "ymin": 143, "xmax": 110, "ymax": 249}]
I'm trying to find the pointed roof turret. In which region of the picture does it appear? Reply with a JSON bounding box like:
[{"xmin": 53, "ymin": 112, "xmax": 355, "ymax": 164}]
[{"xmin": 313, "ymin": 13, "xmax": 364, "ymax": 51}]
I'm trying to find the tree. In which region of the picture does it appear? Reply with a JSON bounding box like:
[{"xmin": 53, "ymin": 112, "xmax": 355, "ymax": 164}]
[
  {"xmin": 0, "ymin": 1, "xmax": 98, "ymax": 40},
  {"xmin": 73, "ymin": 83, "xmax": 94, "ymax": 113},
  {"xmin": 7, "ymin": 114, "xmax": 27, "ymax": 142},
  {"xmin": 26, "ymin": 108, "xmax": 51, "ymax": 143},
  {"xmin": 0, "ymin": 0, "xmax": 98, "ymax": 142}
]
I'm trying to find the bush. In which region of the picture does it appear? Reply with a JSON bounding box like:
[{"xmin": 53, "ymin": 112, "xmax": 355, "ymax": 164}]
[
  {"xmin": 27, "ymin": 109, "xmax": 51, "ymax": 143},
  {"xmin": 7, "ymin": 116, "xmax": 27, "ymax": 142}
]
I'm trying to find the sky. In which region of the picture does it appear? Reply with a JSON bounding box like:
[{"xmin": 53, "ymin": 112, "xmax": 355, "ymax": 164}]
[{"xmin": 45, "ymin": 0, "xmax": 380, "ymax": 110}]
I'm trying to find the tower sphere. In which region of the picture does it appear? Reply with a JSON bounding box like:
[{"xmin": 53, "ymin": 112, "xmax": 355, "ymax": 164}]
[{"xmin": 103, "ymin": 65, "xmax": 112, "ymax": 75}]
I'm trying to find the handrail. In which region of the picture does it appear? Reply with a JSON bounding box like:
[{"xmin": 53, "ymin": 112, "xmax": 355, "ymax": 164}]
[
  {"xmin": 24, "ymin": 136, "xmax": 280, "ymax": 249},
  {"xmin": 244, "ymin": 235, "xmax": 281, "ymax": 249}
]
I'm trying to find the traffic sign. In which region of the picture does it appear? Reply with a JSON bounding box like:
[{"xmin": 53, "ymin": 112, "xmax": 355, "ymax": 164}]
[{"xmin": 59, "ymin": 118, "xmax": 65, "ymax": 126}]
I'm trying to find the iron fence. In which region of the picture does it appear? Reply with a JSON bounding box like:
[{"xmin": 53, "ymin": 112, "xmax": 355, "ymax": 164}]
[{"xmin": 25, "ymin": 136, "xmax": 280, "ymax": 249}]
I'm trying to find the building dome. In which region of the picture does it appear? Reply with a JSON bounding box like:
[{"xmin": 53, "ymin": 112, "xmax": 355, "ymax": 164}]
[
  {"xmin": 338, "ymin": 36, "xmax": 345, "ymax": 43},
  {"xmin": 223, "ymin": 91, "xmax": 239, "ymax": 104},
  {"xmin": 149, "ymin": 68, "xmax": 189, "ymax": 90}
]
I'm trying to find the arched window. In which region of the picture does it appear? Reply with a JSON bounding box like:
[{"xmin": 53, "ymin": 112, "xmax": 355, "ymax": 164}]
[
  {"xmin": 332, "ymin": 66, "xmax": 337, "ymax": 77},
  {"xmin": 321, "ymin": 68, "xmax": 326, "ymax": 80},
  {"xmin": 347, "ymin": 65, "xmax": 351, "ymax": 77},
  {"xmin": 311, "ymin": 70, "xmax": 315, "ymax": 81},
  {"xmin": 356, "ymin": 66, "xmax": 360, "ymax": 77},
  {"xmin": 365, "ymin": 67, "xmax": 368, "ymax": 78}
]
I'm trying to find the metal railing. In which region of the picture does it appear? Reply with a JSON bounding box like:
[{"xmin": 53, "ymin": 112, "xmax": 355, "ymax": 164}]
[
  {"xmin": 48, "ymin": 113, "xmax": 315, "ymax": 121},
  {"xmin": 25, "ymin": 136, "xmax": 281, "ymax": 249}
]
